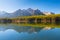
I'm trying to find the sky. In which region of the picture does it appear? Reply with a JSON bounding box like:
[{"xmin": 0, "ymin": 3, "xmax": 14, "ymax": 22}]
[{"xmin": 0, "ymin": 0, "xmax": 60, "ymax": 14}]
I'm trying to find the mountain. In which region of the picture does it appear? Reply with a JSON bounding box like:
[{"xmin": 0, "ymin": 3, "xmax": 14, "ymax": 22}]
[
  {"xmin": 13, "ymin": 8, "xmax": 44, "ymax": 17},
  {"xmin": 34, "ymin": 9, "xmax": 44, "ymax": 15},
  {"xmin": 0, "ymin": 8, "xmax": 55, "ymax": 18},
  {"xmin": 0, "ymin": 11, "xmax": 9, "ymax": 18},
  {"xmin": 27, "ymin": 8, "xmax": 34, "ymax": 15}
]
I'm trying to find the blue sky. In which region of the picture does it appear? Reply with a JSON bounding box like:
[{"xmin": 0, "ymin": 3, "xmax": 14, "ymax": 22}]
[{"xmin": 0, "ymin": 0, "xmax": 60, "ymax": 14}]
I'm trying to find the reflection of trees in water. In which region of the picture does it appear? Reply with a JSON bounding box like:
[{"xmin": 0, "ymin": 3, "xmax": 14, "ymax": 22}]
[{"xmin": 0, "ymin": 24, "xmax": 44, "ymax": 33}]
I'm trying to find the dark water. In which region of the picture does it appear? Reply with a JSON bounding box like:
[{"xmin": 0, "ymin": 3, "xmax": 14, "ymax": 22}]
[{"xmin": 0, "ymin": 24, "xmax": 60, "ymax": 40}]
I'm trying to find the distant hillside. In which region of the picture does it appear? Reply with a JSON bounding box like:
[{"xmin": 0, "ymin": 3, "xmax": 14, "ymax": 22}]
[{"xmin": 0, "ymin": 8, "xmax": 55, "ymax": 18}]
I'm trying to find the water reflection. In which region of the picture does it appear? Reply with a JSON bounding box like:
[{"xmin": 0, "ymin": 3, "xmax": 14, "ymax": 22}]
[
  {"xmin": 0, "ymin": 24, "xmax": 44, "ymax": 33},
  {"xmin": 0, "ymin": 24, "xmax": 59, "ymax": 40}
]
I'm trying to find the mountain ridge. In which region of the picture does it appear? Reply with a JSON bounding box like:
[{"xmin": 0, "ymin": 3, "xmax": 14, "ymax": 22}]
[{"xmin": 0, "ymin": 8, "xmax": 55, "ymax": 18}]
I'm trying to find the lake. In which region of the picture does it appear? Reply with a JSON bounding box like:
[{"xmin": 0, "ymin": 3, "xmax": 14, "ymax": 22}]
[{"xmin": 0, "ymin": 24, "xmax": 60, "ymax": 40}]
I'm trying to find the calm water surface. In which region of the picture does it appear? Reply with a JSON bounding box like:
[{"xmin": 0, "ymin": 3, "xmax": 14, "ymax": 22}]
[{"xmin": 0, "ymin": 24, "xmax": 60, "ymax": 40}]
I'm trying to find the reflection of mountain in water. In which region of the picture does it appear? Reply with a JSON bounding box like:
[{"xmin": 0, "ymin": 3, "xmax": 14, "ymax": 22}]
[
  {"xmin": 0, "ymin": 24, "xmax": 44, "ymax": 33},
  {"xmin": 0, "ymin": 27, "xmax": 59, "ymax": 40}
]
